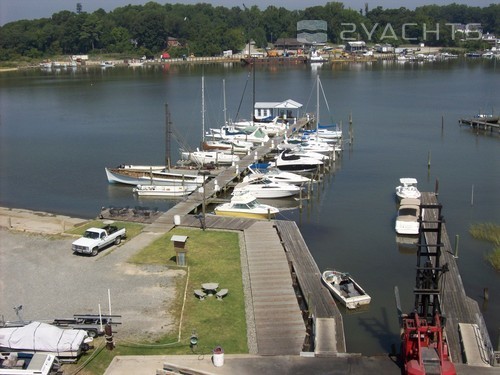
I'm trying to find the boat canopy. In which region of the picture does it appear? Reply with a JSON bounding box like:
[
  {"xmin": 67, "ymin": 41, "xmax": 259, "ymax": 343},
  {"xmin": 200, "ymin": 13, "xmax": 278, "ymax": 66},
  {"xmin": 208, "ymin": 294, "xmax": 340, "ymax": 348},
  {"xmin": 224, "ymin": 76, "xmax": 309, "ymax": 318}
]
[
  {"xmin": 0, "ymin": 321, "xmax": 88, "ymax": 355},
  {"xmin": 399, "ymin": 178, "xmax": 418, "ymax": 185}
]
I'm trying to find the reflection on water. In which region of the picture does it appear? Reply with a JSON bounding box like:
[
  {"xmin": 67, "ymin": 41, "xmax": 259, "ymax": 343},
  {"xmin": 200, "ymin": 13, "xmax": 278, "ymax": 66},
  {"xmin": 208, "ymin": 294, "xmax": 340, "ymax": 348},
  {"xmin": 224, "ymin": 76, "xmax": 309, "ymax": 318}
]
[{"xmin": 395, "ymin": 235, "xmax": 419, "ymax": 255}]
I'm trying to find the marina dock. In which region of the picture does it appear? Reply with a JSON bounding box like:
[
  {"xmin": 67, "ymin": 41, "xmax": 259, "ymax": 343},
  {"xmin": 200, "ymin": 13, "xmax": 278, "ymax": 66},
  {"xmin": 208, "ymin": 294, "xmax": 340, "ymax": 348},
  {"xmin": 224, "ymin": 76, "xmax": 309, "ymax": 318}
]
[
  {"xmin": 102, "ymin": 114, "xmax": 496, "ymax": 366},
  {"xmin": 459, "ymin": 116, "xmax": 499, "ymax": 133},
  {"xmin": 420, "ymin": 192, "xmax": 496, "ymax": 366}
]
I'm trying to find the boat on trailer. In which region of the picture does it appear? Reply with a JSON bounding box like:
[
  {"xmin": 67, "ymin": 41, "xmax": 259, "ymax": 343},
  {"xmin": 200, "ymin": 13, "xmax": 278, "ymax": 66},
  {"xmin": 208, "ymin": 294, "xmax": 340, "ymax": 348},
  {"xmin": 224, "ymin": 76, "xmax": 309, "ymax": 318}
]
[{"xmin": 321, "ymin": 270, "xmax": 371, "ymax": 309}]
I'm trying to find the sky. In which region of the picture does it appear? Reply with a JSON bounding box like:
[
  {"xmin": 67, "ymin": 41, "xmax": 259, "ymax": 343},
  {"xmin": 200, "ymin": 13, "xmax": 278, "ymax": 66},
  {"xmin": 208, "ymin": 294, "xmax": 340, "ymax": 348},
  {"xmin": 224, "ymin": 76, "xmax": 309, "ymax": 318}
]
[{"xmin": 0, "ymin": 0, "xmax": 496, "ymax": 26}]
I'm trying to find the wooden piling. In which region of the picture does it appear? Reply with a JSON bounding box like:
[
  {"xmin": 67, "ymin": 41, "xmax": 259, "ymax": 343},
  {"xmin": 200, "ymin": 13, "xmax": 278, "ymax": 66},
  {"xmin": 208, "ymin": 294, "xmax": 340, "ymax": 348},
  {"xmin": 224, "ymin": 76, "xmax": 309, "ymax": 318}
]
[
  {"xmin": 471, "ymin": 184, "xmax": 474, "ymax": 206},
  {"xmin": 427, "ymin": 150, "xmax": 431, "ymax": 169},
  {"xmin": 454, "ymin": 234, "xmax": 459, "ymax": 258},
  {"xmin": 483, "ymin": 288, "xmax": 489, "ymax": 301}
]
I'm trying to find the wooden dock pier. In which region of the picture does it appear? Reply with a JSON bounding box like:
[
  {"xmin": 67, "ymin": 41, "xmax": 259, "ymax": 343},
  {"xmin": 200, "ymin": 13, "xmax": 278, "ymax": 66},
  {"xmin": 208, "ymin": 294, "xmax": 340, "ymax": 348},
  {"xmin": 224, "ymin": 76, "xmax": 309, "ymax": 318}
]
[
  {"xmin": 420, "ymin": 192, "xmax": 496, "ymax": 366},
  {"xmin": 459, "ymin": 116, "xmax": 499, "ymax": 133}
]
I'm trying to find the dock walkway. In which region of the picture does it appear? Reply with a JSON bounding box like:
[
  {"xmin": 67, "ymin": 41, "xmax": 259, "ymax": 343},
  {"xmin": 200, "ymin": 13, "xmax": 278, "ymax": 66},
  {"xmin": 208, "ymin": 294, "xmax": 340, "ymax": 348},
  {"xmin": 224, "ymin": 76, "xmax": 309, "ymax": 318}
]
[
  {"xmin": 420, "ymin": 192, "xmax": 495, "ymax": 365},
  {"xmin": 459, "ymin": 116, "xmax": 499, "ymax": 133}
]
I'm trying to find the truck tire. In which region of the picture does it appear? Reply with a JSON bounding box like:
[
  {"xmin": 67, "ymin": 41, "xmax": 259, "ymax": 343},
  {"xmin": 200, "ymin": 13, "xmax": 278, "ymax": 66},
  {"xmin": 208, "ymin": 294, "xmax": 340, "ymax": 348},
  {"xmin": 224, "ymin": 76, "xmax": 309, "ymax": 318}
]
[
  {"xmin": 91, "ymin": 247, "xmax": 98, "ymax": 256},
  {"xmin": 114, "ymin": 236, "xmax": 122, "ymax": 245}
]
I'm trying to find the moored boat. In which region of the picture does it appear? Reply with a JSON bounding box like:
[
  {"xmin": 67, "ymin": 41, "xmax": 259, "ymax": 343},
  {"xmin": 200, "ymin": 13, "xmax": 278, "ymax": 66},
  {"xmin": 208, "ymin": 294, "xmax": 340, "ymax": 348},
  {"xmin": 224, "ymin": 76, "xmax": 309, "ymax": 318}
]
[
  {"xmin": 133, "ymin": 184, "xmax": 194, "ymax": 197},
  {"xmin": 234, "ymin": 175, "xmax": 301, "ymax": 198},
  {"xmin": 396, "ymin": 178, "xmax": 421, "ymax": 201},
  {"xmin": 105, "ymin": 165, "xmax": 207, "ymax": 188},
  {"xmin": 275, "ymin": 149, "xmax": 323, "ymax": 173},
  {"xmin": 181, "ymin": 148, "xmax": 240, "ymax": 166},
  {"xmin": 321, "ymin": 270, "xmax": 371, "ymax": 309},
  {"xmin": 247, "ymin": 163, "xmax": 311, "ymax": 186},
  {"xmin": 214, "ymin": 192, "xmax": 279, "ymax": 219},
  {"xmin": 395, "ymin": 198, "xmax": 421, "ymax": 235}
]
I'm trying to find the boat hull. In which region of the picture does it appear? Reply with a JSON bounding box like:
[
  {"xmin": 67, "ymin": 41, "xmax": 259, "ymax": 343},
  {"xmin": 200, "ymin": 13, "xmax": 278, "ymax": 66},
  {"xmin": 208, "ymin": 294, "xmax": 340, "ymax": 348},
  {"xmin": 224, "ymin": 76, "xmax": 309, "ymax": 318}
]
[
  {"xmin": 133, "ymin": 185, "xmax": 194, "ymax": 197},
  {"xmin": 105, "ymin": 168, "xmax": 204, "ymax": 187},
  {"xmin": 213, "ymin": 209, "xmax": 274, "ymax": 220}
]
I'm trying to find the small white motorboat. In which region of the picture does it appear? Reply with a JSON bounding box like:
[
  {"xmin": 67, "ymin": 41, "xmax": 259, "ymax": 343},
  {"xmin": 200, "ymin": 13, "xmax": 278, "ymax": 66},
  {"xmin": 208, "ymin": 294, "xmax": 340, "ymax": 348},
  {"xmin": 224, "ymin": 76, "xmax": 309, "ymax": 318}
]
[
  {"xmin": 214, "ymin": 192, "xmax": 279, "ymax": 219},
  {"xmin": 321, "ymin": 270, "xmax": 371, "ymax": 309},
  {"xmin": 395, "ymin": 178, "xmax": 421, "ymax": 201},
  {"xmin": 133, "ymin": 184, "xmax": 194, "ymax": 197},
  {"xmin": 395, "ymin": 198, "xmax": 421, "ymax": 235},
  {"xmin": 234, "ymin": 175, "xmax": 301, "ymax": 198}
]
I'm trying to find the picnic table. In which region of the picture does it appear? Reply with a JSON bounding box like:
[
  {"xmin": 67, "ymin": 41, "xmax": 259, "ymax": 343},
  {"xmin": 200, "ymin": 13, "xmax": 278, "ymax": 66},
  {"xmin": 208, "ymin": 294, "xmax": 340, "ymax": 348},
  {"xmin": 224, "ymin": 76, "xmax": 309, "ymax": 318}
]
[{"xmin": 202, "ymin": 283, "xmax": 219, "ymax": 295}]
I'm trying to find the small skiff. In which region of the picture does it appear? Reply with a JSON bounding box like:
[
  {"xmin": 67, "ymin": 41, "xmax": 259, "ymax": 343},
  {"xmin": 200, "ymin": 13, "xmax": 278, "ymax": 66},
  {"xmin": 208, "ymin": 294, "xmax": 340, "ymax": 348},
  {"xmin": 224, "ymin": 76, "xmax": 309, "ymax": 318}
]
[
  {"xmin": 133, "ymin": 184, "xmax": 194, "ymax": 197},
  {"xmin": 321, "ymin": 270, "xmax": 371, "ymax": 309}
]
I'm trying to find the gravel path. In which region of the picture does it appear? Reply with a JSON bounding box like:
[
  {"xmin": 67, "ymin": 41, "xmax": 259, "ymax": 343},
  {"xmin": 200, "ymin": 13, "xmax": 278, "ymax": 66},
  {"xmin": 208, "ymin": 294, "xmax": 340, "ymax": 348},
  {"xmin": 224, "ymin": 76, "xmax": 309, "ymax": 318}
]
[{"xmin": 0, "ymin": 228, "xmax": 185, "ymax": 341}]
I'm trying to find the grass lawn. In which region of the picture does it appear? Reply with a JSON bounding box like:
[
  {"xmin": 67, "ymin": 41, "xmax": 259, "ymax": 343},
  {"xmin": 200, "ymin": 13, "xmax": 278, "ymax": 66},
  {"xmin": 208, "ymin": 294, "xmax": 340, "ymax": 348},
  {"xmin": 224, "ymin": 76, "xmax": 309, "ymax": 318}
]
[
  {"xmin": 69, "ymin": 227, "xmax": 247, "ymax": 374},
  {"xmin": 65, "ymin": 219, "xmax": 144, "ymax": 239}
]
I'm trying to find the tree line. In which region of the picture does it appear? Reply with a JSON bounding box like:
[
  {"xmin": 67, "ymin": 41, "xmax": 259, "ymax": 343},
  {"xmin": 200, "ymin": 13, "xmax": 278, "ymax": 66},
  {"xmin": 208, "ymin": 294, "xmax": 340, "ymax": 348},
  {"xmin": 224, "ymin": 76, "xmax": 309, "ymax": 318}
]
[{"xmin": 0, "ymin": 1, "xmax": 498, "ymax": 61}]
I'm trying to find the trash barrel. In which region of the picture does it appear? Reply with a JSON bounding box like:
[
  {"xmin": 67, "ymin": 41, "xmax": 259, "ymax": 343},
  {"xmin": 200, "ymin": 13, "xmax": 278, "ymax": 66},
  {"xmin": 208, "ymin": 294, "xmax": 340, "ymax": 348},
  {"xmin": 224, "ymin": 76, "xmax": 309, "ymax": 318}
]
[
  {"xmin": 212, "ymin": 346, "xmax": 224, "ymax": 367},
  {"xmin": 174, "ymin": 215, "xmax": 181, "ymax": 225}
]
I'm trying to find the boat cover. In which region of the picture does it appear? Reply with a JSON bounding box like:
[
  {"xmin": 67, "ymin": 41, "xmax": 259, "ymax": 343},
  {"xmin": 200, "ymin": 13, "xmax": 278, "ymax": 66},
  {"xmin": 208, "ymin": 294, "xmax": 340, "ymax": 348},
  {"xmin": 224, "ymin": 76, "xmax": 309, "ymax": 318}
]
[{"xmin": 0, "ymin": 321, "xmax": 87, "ymax": 356}]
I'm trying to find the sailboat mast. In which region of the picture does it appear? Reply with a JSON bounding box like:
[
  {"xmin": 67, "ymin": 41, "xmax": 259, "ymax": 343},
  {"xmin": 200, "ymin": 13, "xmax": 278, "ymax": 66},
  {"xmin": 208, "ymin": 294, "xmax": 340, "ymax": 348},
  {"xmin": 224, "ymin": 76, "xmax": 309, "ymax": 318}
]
[
  {"xmin": 165, "ymin": 103, "xmax": 171, "ymax": 170},
  {"xmin": 201, "ymin": 75, "xmax": 205, "ymax": 143},
  {"xmin": 223, "ymin": 78, "xmax": 227, "ymax": 126},
  {"xmin": 316, "ymin": 75, "xmax": 320, "ymax": 133},
  {"xmin": 252, "ymin": 62, "xmax": 256, "ymax": 123}
]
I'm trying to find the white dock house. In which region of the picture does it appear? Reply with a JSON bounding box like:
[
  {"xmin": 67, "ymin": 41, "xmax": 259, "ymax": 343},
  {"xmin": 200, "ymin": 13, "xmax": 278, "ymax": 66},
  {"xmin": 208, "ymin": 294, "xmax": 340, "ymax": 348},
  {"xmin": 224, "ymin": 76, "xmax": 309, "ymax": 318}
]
[{"xmin": 254, "ymin": 99, "xmax": 303, "ymax": 124}]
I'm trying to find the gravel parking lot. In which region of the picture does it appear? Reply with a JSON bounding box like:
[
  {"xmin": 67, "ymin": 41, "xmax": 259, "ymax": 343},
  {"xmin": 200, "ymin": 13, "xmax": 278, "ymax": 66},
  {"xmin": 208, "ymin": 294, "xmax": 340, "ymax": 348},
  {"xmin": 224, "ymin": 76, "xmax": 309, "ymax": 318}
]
[{"xmin": 0, "ymin": 227, "xmax": 185, "ymax": 341}]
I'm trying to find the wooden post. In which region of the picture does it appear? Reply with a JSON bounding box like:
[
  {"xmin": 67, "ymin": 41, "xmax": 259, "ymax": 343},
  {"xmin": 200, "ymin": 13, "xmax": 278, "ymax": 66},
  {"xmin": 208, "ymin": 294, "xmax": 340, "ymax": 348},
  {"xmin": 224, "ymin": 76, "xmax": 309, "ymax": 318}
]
[
  {"xmin": 454, "ymin": 234, "xmax": 459, "ymax": 258},
  {"xmin": 441, "ymin": 115, "xmax": 444, "ymax": 131},
  {"xmin": 435, "ymin": 178, "xmax": 439, "ymax": 195},
  {"xmin": 483, "ymin": 288, "xmax": 489, "ymax": 301},
  {"xmin": 471, "ymin": 184, "xmax": 474, "ymax": 206},
  {"xmin": 349, "ymin": 112, "xmax": 353, "ymax": 145},
  {"xmin": 427, "ymin": 150, "xmax": 431, "ymax": 169},
  {"xmin": 299, "ymin": 187, "xmax": 303, "ymax": 210}
]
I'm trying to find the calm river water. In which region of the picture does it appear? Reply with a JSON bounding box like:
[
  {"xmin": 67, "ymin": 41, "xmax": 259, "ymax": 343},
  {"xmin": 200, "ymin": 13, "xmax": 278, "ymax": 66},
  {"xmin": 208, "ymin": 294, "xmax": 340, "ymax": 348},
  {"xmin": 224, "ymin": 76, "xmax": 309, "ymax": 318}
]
[{"xmin": 0, "ymin": 58, "xmax": 498, "ymax": 355}]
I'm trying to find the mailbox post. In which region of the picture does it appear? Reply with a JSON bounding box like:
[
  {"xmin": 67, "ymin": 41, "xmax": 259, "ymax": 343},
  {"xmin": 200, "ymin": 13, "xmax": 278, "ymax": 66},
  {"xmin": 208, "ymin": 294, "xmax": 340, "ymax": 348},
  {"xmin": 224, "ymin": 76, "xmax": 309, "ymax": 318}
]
[{"xmin": 171, "ymin": 235, "xmax": 188, "ymax": 266}]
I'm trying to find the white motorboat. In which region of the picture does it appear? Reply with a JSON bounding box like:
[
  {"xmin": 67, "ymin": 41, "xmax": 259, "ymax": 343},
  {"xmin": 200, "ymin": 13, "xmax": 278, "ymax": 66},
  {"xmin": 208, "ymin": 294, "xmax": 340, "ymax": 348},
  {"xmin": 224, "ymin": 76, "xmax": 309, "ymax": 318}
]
[
  {"xmin": 181, "ymin": 148, "xmax": 239, "ymax": 166},
  {"xmin": 321, "ymin": 270, "xmax": 371, "ymax": 310},
  {"xmin": 133, "ymin": 184, "xmax": 194, "ymax": 197},
  {"xmin": 278, "ymin": 139, "xmax": 333, "ymax": 155},
  {"xmin": 275, "ymin": 149, "xmax": 324, "ymax": 173},
  {"xmin": 105, "ymin": 165, "xmax": 207, "ymax": 188},
  {"xmin": 100, "ymin": 61, "xmax": 115, "ymax": 68},
  {"xmin": 280, "ymin": 145, "xmax": 331, "ymax": 162},
  {"xmin": 395, "ymin": 198, "xmax": 421, "ymax": 235},
  {"xmin": 395, "ymin": 178, "xmax": 421, "ymax": 200},
  {"xmin": 234, "ymin": 175, "xmax": 301, "ymax": 198},
  {"xmin": 214, "ymin": 192, "xmax": 279, "ymax": 219},
  {"xmin": 247, "ymin": 163, "xmax": 311, "ymax": 186},
  {"xmin": 202, "ymin": 139, "xmax": 254, "ymax": 154}
]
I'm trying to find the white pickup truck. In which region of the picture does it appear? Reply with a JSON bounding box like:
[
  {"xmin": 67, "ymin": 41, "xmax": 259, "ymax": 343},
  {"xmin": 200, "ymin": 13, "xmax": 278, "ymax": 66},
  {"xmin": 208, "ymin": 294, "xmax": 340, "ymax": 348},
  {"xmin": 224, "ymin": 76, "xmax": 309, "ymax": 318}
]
[{"xmin": 72, "ymin": 225, "xmax": 126, "ymax": 256}]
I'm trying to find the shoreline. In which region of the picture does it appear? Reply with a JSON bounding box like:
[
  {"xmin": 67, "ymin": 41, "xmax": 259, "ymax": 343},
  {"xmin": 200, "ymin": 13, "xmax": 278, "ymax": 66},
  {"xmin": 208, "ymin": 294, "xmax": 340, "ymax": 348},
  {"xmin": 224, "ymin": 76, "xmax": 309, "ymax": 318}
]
[{"xmin": 0, "ymin": 206, "xmax": 88, "ymax": 234}]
